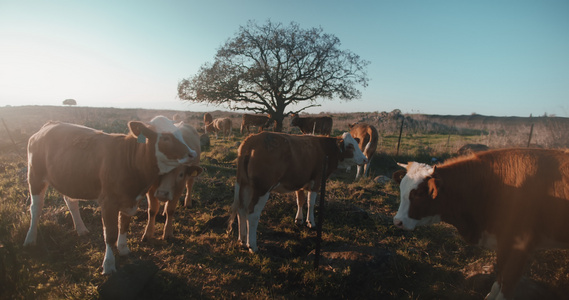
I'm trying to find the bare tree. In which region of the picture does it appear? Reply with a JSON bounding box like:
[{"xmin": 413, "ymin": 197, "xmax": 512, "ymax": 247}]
[{"xmin": 178, "ymin": 20, "xmax": 369, "ymax": 131}]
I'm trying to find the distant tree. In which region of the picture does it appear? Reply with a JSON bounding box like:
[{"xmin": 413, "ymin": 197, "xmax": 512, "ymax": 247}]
[
  {"xmin": 178, "ymin": 20, "xmax": 370, "ymax": 131},
  {"xmin": 63, "ymin": 99, "xmax": 77, "ymax": 106}
]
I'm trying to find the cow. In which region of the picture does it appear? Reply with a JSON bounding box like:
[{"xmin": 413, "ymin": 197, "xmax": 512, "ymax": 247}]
[
  {"xmin": 392, "ymin": 148, "xmax": 569, "ymax": 300},
  {"xmin": 203, "ymin": 112, "xmax": 213, "ymax": 125},
  {"xmin": 348, "ymin": 122, "xmax": 379, "ymax": 179},
  {"xmin": 457, "ymin": 143, "xmax": 490, "ymax": 156},
  {"xmin": 240, "ymin": 114, "xmax": 272, "ymax": 135},
  {"xmin": 289, "ymin": 113, "xmax": 333, "ymax": 136},
  {"xmin": 23, "ymin": 116, "xmax": 197, "ymax": 274},
  {"xmin": 142, "ymin": 122, "xmax": 203, "ymax": 241},
  {"xmin": 228, "ymin": 131, "xmax": 368, "ymax": 252},
  {"xmin": 205, "ymin": 117, "xmax": 233, "ymax": 140}
]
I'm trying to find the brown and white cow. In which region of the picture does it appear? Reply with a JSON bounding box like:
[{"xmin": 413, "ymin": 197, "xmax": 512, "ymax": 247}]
[
  {"xmin": 228, "ymin": 131, "xmax": 368, "ymax": 252},
  {"xmin": 348, "ymin": 122, "xmax": 379, "ymax": 179},
  {"xmin": 240, "ymin": 114, "xmax": 272, "ymax": 135},
  {"xmin": 142, "ymin": 122, "xmax": 203, "ymax": 241},
  {"xmin": 392, "ymin": 148, "xmax": 569, "ymax": 300},
  {"xmin": 23, "ymin": 116, "xmax": 196, "ymax": 274},
  {"xmin": 290, "ymin": 113, "xmax": 333, "ymax": 136},
  {"xmin": 205, "ymin": 117, "xmax": 233, "ymax": 140}
]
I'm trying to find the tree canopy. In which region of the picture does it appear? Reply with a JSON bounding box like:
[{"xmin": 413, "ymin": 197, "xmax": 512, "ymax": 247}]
[{"xmin": 178, "ymin": 20, "xmax": 370, "ymax": 131}]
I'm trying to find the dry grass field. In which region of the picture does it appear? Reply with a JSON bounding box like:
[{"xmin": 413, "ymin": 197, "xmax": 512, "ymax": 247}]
[{"xmin": 1, "ymin": 106, "xmax": 568, "ymax": 299}]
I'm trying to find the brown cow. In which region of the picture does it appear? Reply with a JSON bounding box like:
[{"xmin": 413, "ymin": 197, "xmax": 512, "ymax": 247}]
[
  {"xmin": 23, "ymin": 116, "xmax": 197, "ymax": 274},
  {"xmin": 290, "ymin": 113, "xmax": 333, "ymax": 136},
  {"xmin": 240, "ymin": 114, "xmax": 271, "ymax": 135},
  {"xmin": 142, "ymin": 122, "xmax": 203, "ymax": 241},
  {"xmin": 228, "ymin": 131, "xmax": 368, "ymax": 252},
  {"xmin": 348, "ymin": 122, "xmax": 379, "ymax": 179},
  {"xmin": 205, "ymin": 118, "xmax": 233, "ymax": 140},
  {"xmin": 393, "ymin": 148, "xmax": 569, "ymax": 300}
]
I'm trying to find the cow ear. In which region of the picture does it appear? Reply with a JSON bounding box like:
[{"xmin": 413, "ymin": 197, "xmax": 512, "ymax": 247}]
[
  {"xmin": 427, "ymin": 177, "xmax": 440, "ymax": 199},
  {"xmin": 392, "ymin": 169, "xmax": 407, "ymax": 184},
  {"xmin": 128, "ymin": 121, "xmax": 157, "ymax": 141},
  {"xmin": 336, "ymin": 138, "xmax": 345, "ymax": 153},
  {"xmin": 186, "ymin": 166, "xmax": 203, "ymax": 177}
]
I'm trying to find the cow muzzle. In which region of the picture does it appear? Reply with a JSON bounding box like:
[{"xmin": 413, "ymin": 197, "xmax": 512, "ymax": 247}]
[{"xmin": 154, "ymin": 189, "xmax": 173, "ymax": 202}]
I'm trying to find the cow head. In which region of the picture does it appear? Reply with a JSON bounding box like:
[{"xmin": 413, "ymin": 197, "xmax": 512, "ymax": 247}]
[
  {"xmin": 153, "ymin": 165, "xmax": 203, "ymax": 201},
  {"xmin": 129, "ymin": 116, "xmax": 197, "ymax": 175},
  {"xmin": 336, "ymin": 132, "xmax": 368, "ymax": 169},
  {"xmin": 393, "ymin": 162, "xmax": 442, "ymax": 230}
]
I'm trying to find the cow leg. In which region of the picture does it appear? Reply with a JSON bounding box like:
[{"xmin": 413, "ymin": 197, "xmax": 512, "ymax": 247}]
[
  {"xmin": 23, "ymin": 194, "xmax": 46, "ymax": 246},
  {"xmin": 355, "ymin": 165, "xmax": 364, "ymax": 179},
  {"xmin": 63, "ymin": 196, "xmax": 89, "ymax": 235},
  {"xmin": 163, "ymin": 197, "xmax": 179, "ymax": 240},
  {"xmin": 497, "ymin": 248, "xmax": 528, "ymax": 299},
  {"xmin": 363, "ymin": 157, "xmax": 372, "ymax": 177},
  {"xmin": 101, "ymin": 205, "xmax": 119, "ymax": 274},
  {"xmin": 485, "ymin": 281, "xmax": 502, "ymax": 300},
  {"xmin": 247, "ymin": 191, "xmax": 270, "ymax": 253},
  {"xmin": 183, "ymin": 177, "xmax": 196, "ymax": 207},
  {"xmin": 23, "ymin": 182, "xmax": 48, "ymax": 246},
  {"xmin": 236, "ymin": 184, "xmax": 250, "ymax": 247},
  {"xmin": 117, "ymin": 212, "xmax": 131, "ymax": 256},
  {"xmin": 142, "ymin": 194, "xmax": 160, "ymax": 241},
  {"xmin": 305, "ymin": 191, "xmax": 318, "ymax": 228},
  {"xmin": 295, "ymin": 190, "xmax": 306, "ymax": 225}
]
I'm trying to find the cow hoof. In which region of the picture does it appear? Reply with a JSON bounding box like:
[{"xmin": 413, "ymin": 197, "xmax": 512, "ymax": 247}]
[
  {"xmin": 117, "ymin": 245, "xmax": 131, "ymax": 256},
  {"xmin": 101, "ymin": 265, "xmax": 117, "ymax": 275},
  {"xmin": 294, "ymin": 219, "xmax": 304, "ymax": 226}
]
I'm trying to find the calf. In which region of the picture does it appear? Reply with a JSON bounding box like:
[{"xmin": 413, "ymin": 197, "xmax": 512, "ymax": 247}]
[
  {"xmin": 142, "ymin": 122, "xmax": 203, "ymax": 241},
  {"xmin": 23, "ymin": 116, "xmax": 196, "ymax": 274},
  {"xmin": 348, "ymin": 122, "xmax": 379, "ymax": 179},
  {"xmin": 392, "ymin": 148, "xmax": 569, "ymax": 300},
  {"xmin": 290, "ymin": 113, "xmax": 333, "ymax": 136},
  {"xmin": 205, "ymin": 118, "xmax": 233, "ymax": 140},
  {"xmin": 228, "ymin": 131, "xmax": 368, "ymax": 252},
  {"xmin": 240, "ymin": 114, "xmax": 271, "ymax": 135}
]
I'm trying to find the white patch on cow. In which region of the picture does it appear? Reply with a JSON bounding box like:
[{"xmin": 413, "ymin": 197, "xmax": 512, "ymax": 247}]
[
  {"xmin": 117, "ymin": 233, "xmax": 130, "ymax": 256},
  {"xmin": 305, "ymin": 191, "xmax": 318, "ymax": 228},
  {"xmin": 24, "ymin": 194, "xmax": 45, "ymax": 246},
  {"xmin": 486, "ymin": 281, "xmax": 506, "ymax": 300},
  {"xmin": 478, "ymin": 231, "xmax": 498, "ymax": 250},
  {"xmin": 337, "ymin": 132, "xmax": 368, "ymax": 169},
  {"xmin": 393, "ymin": 162, "xmax": 441, "ymax": 230},
  {"xmin": 102, "ymin": 243, "xmax": 117, "ymax": 274},
  {"xmin": 63, "ymin": 197, "xmax": 89, "ymax": 235},
  {"xmin": 246, "ymin": 191, "xmax": 270, "ymax": 253}
]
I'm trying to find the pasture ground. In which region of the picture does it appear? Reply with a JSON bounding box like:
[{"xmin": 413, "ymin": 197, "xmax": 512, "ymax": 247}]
[{"xmin": 1, "ymin": 106, "xmax": 568, "ymax": 299}]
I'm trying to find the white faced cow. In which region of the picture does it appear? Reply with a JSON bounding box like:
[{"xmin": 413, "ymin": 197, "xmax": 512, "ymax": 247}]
[
  {"xmin": 142, "ymin": 122, "xmax": 203, "ymax": 241},
  {"xmin": 228, "ymin": 131, "xmax": 368, "ymax": 252},
  {"xmin": 23, "ymin": 116, "xmax": 196, "ymax": 274},
  {"xmin": 393, "ymin": 148, "xmax": 569, "ymax": 300}
]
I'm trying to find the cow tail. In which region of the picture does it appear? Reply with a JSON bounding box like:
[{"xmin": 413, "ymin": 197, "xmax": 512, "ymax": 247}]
[{"xmin": 227, "ymin": 153, "xmax": 250, "ymax": 235}]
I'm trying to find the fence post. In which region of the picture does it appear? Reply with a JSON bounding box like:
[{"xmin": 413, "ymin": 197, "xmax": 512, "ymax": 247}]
[
  {"xmin": 396, "ymin": 117, "xmax": 404, "ymax": 156},
  {"xmin": 314, "ymin": 156, "xmax": 328, "ymax": 270},
  {"xmin": 527, "ymin": 123, "xmax": 534, "ymax": 148}
]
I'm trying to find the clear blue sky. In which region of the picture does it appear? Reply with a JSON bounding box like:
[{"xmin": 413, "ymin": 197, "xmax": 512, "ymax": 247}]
[{"xmin": 1, "ymin": 0, "xmax": 568, "ymax": 117}]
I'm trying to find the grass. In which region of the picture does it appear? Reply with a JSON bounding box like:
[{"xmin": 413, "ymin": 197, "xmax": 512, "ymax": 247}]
[{"xmin": 1, "ymin": 120, "xmax": 568, "ymax": 299}]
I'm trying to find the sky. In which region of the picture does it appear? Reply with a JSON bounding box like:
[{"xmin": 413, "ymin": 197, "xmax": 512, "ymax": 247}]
[{"xmin": 1, "ymin": 0, "xmax": 568, "ymax": 117}]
